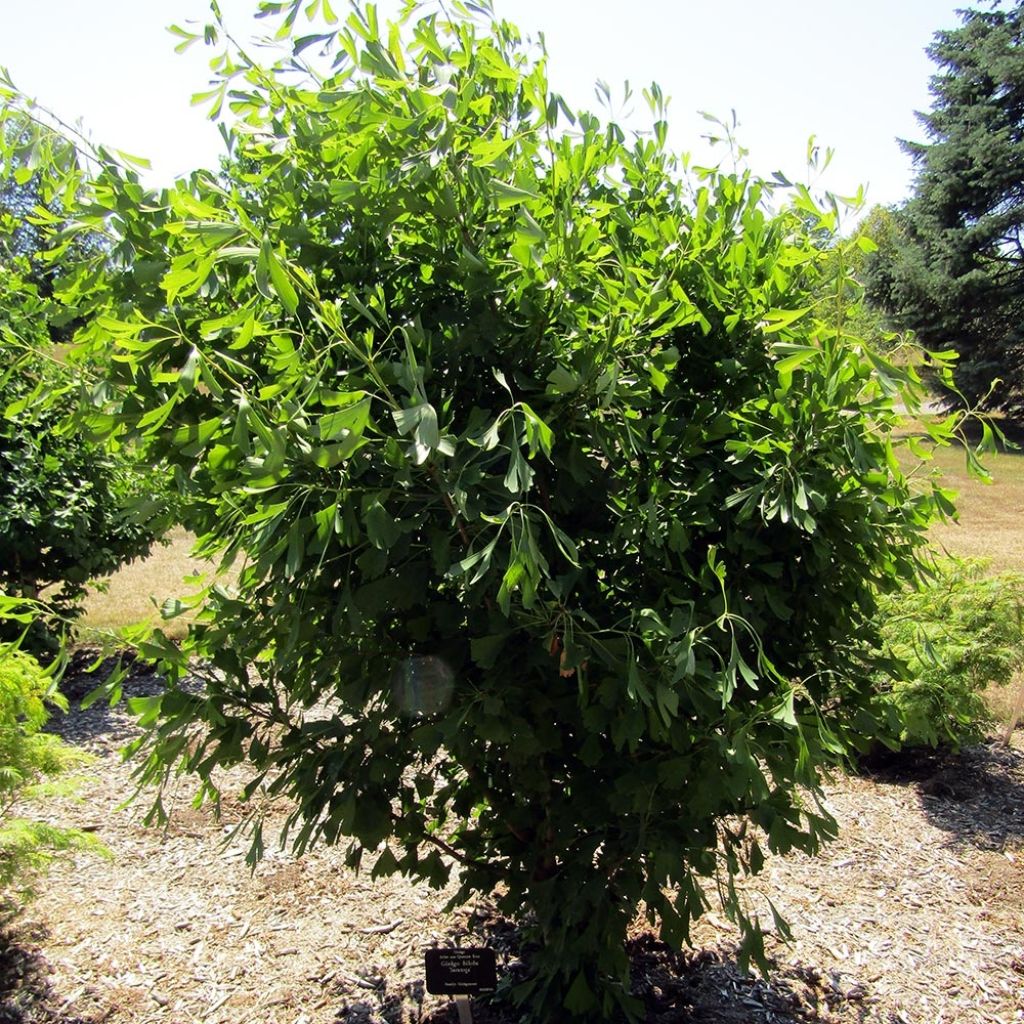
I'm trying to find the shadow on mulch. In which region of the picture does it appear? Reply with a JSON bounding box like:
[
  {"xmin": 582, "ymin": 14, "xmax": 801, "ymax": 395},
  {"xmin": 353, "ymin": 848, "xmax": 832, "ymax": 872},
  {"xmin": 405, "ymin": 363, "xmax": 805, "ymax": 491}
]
[
  {"xmin": 58, "ymin": 647, "xmax": 162, "ymax": 705},
  {"xmin": 329, "ymin": 991, "xmax": 407, "ymax": 1024},
  {"xmin": 44, "ymin": 650, "xmax": 173, "ymax": 754},
  {"xmin": 860, "ymin": 740, "xmax": 1024, "ymax": 851},
  {"xmin": 0, "ymin": 919, "xmax": 87, "ymax": 1024},
  {"xmin": 414, "ymin": 915, "xmax": 866, "ymax": 1024}
]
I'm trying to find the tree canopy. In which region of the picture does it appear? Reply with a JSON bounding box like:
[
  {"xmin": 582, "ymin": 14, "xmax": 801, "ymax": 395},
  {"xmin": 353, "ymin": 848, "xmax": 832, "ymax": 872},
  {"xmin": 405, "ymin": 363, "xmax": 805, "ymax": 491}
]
[
  {"xmin": 865, "ymin": 1, "xmax": 1024, "ymax": 412},
  {"xmin": 0, "ymin": 1, "xmax": 981, "ymax": 1019},
  {"xmin": 0, "ymin": 125, "xmax": 162, "ymax": 655}
]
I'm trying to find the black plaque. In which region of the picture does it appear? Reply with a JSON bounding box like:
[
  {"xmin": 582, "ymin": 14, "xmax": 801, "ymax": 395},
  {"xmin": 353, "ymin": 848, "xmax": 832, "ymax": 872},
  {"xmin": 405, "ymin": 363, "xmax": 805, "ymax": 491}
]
[{"xmin": 424, "ymin": 947, "xmax": 497, "ymax": 995}]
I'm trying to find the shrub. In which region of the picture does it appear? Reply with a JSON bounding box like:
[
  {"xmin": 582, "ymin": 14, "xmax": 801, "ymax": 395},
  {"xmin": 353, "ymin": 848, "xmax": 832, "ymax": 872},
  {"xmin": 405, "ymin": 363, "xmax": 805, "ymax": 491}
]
[
  {"xmin": 0, "ymin": 3, "xmax": 983, "ymax": 1019},
  {"xmin": 0, "ymin": 255, "xmax": 163, "ymax": 657},
  {"xmin": 875, "ymin": 559, "xmax": 1024, "ymax": 748},
  {"xmin": 0, "ymin": 632, "xmax": 106, "ymax": 903}
]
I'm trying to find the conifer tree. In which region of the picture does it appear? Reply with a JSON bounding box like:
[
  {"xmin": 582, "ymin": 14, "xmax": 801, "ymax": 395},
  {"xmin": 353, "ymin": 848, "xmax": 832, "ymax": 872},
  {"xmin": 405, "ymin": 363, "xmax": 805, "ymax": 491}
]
[{"xmin": 867, "ymin": 2, "xmax": 1024, "ymax": 412}]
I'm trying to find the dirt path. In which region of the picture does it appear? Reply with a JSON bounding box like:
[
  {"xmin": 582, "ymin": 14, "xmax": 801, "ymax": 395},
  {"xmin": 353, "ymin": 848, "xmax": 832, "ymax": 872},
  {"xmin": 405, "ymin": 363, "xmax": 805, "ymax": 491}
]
[{"xmin": 3, "ymin": 670, "xmax": 1022, "ymax": 1024}]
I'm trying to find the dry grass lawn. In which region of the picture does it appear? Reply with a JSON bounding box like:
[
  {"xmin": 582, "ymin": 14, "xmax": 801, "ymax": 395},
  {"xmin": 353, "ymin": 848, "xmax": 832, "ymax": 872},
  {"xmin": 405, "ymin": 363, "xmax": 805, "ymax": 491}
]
[
  {"xmin": 925, "ymin": 443, "xmax": 1024, "ymax": 571},
  {"xmin": 80, "ymin": 527, "xmax": 229, "ymax": 641}
]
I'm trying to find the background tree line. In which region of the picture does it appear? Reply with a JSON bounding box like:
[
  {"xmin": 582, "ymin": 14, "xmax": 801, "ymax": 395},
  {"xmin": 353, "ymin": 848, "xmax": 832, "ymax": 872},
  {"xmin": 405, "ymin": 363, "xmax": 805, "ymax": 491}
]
[{"xmin": 862, "ymin": 0, "xmax": 1024, "ymax": 414}]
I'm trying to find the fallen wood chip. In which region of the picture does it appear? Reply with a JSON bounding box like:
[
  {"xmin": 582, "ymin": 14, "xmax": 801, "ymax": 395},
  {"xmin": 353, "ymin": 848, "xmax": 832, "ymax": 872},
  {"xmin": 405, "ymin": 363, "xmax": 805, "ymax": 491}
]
[
  {"xmin": 59, "ymin": 986, "xmax": 86, "ymax": 1009},
  {"xmin": 206, "ymin": 992, "xmax": 232, "ymax": 1015},
  {"xmin": 357, "ymin": 919, "xmax": 404, "ymax": 935},
  {"xmin": 337, "ymin": 970, "xmax": 384, "ymax": 990}
]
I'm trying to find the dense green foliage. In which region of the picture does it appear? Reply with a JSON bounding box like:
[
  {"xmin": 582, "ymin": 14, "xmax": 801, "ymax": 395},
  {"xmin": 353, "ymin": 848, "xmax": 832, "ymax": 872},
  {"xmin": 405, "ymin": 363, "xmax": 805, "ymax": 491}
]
[
  {"xmin": 0, "ymin": 3, "xmax": 981, "ymax": 1018},
  {"xmin": 876, "ymin": 559, "xmax": 1024, "ymax": 748},
  {"xmin": 0, "ymin": 146, "xmax": 162, "ymax": 655},
  {"xmin": 0, "ymin": 630, "xmax": 105, "ymax": 902},
  {"xmin": 0, "ymin": 121, "xmax": 107, "ymax": 336},
  {"xmin": 842, "ymin": 206, "xmax": 908, "ymax": 352},
  {"xmin": 0, "ymin": 127, "xmax": 49, "ymax": 267},
  {"xmin": 0, "ymin": 274, "xmax": 160, "ymax": 653},
  {"xmin": 865, "ymin": 1, "xmax": 1024, "ymax": 412}
]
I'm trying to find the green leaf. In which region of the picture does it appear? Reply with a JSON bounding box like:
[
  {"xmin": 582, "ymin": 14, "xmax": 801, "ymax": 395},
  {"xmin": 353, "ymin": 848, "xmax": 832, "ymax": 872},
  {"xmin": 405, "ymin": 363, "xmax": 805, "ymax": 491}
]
[
  {"xmin": 415, "ymin": 403, "xmax": 440, "ymax": 450},
  {"xmin": 179, "ymin": 348, "xmax": 201, "ymax": 394},
  {"xmin": 520, "ymin": 403, "xmax": 553, "ymax": 457},
  {"xmin": 447, "ymin": 537, "xmax": 498, "ymax": 581},
  {"xmin": 266, "ymin": 247, "xmax": 299, "ymax": 314},
  {"xmin": 762, "ymin": 308, "xmax": 811, "ymax": 334},
  {"xmin": 364, "ymin": 499, "xmax": 401, "ymax": 549},
  {"xmin": 490, "ymin": 179, "xmax": 541, "ymax": 209},
  {"xmin": 346, "ymin": 291, "xmax": 381, "ymax": 328},
  {"xmin": 127, "ymin": 694, "xmax": 163, "ymax": 728},
  {"xmin": 515, "ymin": 209, "xmax": 546, "ymax": 245},
  {"xmin": 137, "ymin": 397, "xmax": 179, "ymax": 433},
  {"xmin": 392, "ymin": 402, "xmax": 440, "ymax": 462},
  {"xmin": 172, "ymin": 416, "xmax": 222, "ymax": 454},
  {"xmin": 169, "ymin": 24, "xmax": 201, "ymax": 53},
  {"xmin": 309, "ymin": 433, "xmax": 367, "ymax": 466},
  {"xmin": 392, "ymin": 404, "xmax": 424, "ymax": 435},
  {"xmin": 774, "ymin": 690, "xmax": 798, "ymax": 728},
  {"xmin": 773, "ymin": 345, "xmax": 818, "ymax": 374},
  {"xmin": 563, "ymin": 972, "xmax": 597, "ymax": 1014},
  {"xmin": 318, "ymin": 395, "xmax": 370, "ymax": 439},
  {"xmin": 470, "ymin": 634, "xmax": 508, "ymax": 668},
  {"xmin": 285, "ymin": 525, "xmax": 305, "ymax": 577},
  {"xmin": 546, "ymin": 366, "xmax": 579, "ymax": 394}
]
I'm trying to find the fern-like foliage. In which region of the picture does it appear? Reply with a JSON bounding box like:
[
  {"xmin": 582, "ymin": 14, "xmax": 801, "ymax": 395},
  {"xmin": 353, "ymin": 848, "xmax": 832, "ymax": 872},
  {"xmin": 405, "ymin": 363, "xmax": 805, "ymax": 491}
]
[
  {"xmin": 0, "ymin": 644, "xmax": 107, "ymax": 903},
  {"xmin": 877, "ymin": 559, "xmax": 1024, "ymax": 748}
]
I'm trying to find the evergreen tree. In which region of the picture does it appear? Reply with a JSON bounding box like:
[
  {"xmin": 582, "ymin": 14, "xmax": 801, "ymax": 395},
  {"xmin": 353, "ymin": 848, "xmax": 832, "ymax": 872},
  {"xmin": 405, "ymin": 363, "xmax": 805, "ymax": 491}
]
[{"xmin": 867, "ymin": 1, "xmax": 1024, "ymax": 412}]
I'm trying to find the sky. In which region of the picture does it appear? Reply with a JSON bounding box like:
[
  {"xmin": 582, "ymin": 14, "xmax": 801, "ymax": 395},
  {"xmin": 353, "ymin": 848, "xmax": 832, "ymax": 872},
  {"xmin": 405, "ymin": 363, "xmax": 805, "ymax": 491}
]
[{"xmin": 3, "ymin": 0, "xmax": 965, "ymax": 215}]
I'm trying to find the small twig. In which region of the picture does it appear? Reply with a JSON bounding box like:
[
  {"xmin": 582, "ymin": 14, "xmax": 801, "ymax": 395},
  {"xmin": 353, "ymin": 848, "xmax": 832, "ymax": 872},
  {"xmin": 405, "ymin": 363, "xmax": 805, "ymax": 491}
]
[
  {"xmin": 58, "ymin": 986, "xmax": 86, "ymax": 1010},
  {"xmin": 336, "ymin": 970, "xmax": 383, "ymax": 991},
  {"xmin": 355, "ymin": 919, "xmax": 403, "ymax": 935},
  {"xmin": 206, "ymin": 992, "xmax": 233, "ymax": 1016},
  {"xmin": 427, "ymin": 461, "xmax": 495, "ymax": 611},
  {"xmin": 428, "ymin": 462, "xmax": 471, "ymax": 546},
  {"xmin": 421, "ymin": 825, "xmax": 479, "ymax": 868},
  {"xmin": 1000, "ymin": 671, "xmax": 1024, "ymax": 745}
]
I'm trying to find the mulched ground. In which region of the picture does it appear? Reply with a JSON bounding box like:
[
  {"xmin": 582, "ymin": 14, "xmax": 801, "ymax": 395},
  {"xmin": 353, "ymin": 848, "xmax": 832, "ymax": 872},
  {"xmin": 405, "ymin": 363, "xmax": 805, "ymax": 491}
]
[{"xmin": 2, "ymin": 662, "xmax": 1022, "ymax": 1024}]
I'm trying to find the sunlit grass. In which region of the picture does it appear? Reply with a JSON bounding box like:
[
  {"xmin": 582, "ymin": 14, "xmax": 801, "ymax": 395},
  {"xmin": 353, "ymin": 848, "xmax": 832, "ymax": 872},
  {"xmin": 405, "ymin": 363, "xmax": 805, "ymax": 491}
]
[
  {"xmin": 914, "ymin": 427, "xmax": 1024, "ymax": 573},
  {"xmin": 79, "ymin": 527, "xmax": 228, "ymax": 641},
  {"xmin": 925, "ymin": 447, "xmax": 1024, "ymax": 571}
]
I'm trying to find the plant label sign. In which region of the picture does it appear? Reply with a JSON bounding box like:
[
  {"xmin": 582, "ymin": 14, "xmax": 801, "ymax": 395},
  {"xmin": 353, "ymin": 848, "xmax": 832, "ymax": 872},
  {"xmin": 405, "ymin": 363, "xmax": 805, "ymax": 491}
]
[{"xmin": 424, "ymin": 947, "xmax": 496, "ymax": 995}]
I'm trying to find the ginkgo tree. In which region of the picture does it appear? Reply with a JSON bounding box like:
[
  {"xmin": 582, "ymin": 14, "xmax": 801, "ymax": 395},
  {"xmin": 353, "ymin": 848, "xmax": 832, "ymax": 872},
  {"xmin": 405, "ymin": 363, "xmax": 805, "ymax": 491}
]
[{"xmin": 0, "ymin": 1, "xmax": 981, "ymax": 1019}]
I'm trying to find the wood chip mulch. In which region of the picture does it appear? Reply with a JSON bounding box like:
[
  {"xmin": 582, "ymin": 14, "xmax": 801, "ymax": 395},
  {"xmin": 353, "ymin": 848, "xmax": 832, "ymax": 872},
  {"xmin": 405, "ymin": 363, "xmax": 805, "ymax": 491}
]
[{"xmin": 1, "ymin": 666, "xmax": 1021, "ymax": 1024}]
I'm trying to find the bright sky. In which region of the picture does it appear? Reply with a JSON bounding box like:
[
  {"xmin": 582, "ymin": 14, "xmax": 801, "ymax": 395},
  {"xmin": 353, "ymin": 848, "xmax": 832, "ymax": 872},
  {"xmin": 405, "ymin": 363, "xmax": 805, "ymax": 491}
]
[{"xmin": 4, "ymin": 0, "xmax": 963, "ymax": 213}]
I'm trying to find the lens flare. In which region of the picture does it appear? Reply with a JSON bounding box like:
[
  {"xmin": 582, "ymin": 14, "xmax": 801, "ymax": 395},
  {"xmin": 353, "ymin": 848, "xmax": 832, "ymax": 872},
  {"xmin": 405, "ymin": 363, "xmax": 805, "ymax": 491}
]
[{"xmin": 390, "ymin": 655, "xmax": 455, "ymax": 715}]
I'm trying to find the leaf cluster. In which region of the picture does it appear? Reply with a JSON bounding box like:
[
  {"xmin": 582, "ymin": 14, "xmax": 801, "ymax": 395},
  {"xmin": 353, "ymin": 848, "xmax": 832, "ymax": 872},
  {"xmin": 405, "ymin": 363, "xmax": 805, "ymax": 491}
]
[{"xmin": 0, "ymin": 170, "xmax": 165, "ymax": 655}]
